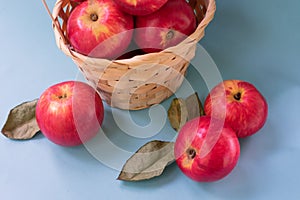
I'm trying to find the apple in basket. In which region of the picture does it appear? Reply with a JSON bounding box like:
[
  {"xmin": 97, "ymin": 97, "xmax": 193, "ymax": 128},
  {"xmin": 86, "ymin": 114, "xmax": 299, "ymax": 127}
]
[
  {"xmin": 70, "ymin": 0, "xmax": 86, "ymax": 3},
  {"xmin": 204, "ymin": 80, "xmax": 268, "ymax": 138},
  {"xmin": 134, "ymin": 0, "xmax": 197, "ymax": 53},
  {"xmin": 112, "ymin": 0, "xmax": 168, "ymax": 16},
  {"xmin": 36, "ymin": 81, "xmax": 104, "ymax": 146},
  {"xmin": 67, "ymin": 0, "xmax": 134, "ymax": 59},
  {"xmin": 174, "ymin": 116, "xmax": 240, "ymax": 182}
]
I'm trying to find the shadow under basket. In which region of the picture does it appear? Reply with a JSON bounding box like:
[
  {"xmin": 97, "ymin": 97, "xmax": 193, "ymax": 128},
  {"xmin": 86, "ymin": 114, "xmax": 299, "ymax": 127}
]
[{"xmin": 45, "ymin": 0, "xmax": 216, "ymax": 110}]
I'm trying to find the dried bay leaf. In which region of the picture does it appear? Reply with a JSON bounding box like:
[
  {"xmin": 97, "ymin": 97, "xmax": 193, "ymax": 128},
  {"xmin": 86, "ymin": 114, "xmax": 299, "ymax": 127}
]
[
  {"xmin": 167, "ymin": 98, "xmax": 188, "ymax": 131},
  {"xmin": 117, "ymin": 140, "xmax": 175, "ymax": 181},
  {"xmin": 185, "ymin": 92, "xmax": 205, "ymax": 120},
  {"xmin": 1, "ymin": 99, "xmax": 40, "ymax": 140},
  {"xmin": 168, "ymin": 93, "xmax": 205, "ymax": 131}
]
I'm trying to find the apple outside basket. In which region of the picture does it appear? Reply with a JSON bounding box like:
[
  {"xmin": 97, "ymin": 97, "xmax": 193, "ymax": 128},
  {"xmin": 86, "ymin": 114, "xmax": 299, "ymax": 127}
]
[{"xmin": 43, "ymin": 0, "xmax": 216, "ymax": 110}]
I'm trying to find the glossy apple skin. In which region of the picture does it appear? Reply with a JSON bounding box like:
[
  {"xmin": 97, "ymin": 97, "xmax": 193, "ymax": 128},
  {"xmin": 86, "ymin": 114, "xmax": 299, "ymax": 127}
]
[
  {"xmin": 174, "ymin": 116, "xmax": 240, "ymax": 182},
  {"xmin": 113, "ymin": 0, "xmax": 168, "ymax": 16},
  {"xmin": 67, "ymin": 0, "xmax": 134, "ymax": 59},
  {"xmin": 36, "ymin": 81, "xmax": 104, "ymax": 146},
  {"xmin": 134, "ymin": 0, "xmax": 197, "ymax": 53},
  {"xmin": 71, "ymin": 0, "xmax": 86, "ymax": 2},
  {"xmin": 204, "ymin": 80, "xmax": 268, "ymax": 138}
]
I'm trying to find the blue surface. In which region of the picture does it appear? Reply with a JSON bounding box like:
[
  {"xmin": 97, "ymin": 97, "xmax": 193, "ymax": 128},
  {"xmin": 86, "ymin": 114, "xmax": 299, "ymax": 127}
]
[{"xmin": 1, "ymin": 0, "xmax": 300, "ymax": 199}]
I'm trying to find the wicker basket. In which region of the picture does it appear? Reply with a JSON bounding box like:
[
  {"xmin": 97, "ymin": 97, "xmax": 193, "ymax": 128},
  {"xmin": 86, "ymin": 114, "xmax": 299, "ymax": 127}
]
[{"xmin": 43, "ymin": 0, "xmax": 216, "ymax": 110}]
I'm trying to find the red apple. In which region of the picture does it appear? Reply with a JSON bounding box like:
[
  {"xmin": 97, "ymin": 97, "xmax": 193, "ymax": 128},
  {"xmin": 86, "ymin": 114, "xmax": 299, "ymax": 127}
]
[
  {"xmin": 36, "ymin": 81, "xmax": 104, "ymax": 146},
  {"xmin": 134, "ymin": 0, "xmax": 197, "ymax": 53},
  {"xmin": 71, "ymin": 0, "xmax": 86, "ymax": 2},
  {"xmin": 69, "ymin": 0, "xmax": 86, "ymax": 12},
  {"xmin": 113, "ymin": 0, "xmax": 168, "ymax": 16},
  {"xmin": 204, "ymin": 80, "xmax": 268, "ymax": 138},
  {"xmin": 174, "ymin": 116, "xmax": 240, "ymax": 182},
  {"xmin": 67, "ymin": 0, "xmax": 134, "ymax": 59}
]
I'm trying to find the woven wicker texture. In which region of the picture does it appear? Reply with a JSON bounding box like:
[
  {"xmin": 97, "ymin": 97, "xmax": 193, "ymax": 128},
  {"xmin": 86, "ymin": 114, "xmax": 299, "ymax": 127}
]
[{"xmin": 44, "ymin": 0, "xmax": 216, "ymax": 110}]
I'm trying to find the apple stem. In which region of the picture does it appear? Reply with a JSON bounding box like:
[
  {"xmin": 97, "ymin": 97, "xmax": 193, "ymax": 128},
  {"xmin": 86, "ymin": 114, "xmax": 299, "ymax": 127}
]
[
  {"xmin": 166, "ymin": 30, "xmax": 175, "ymax": 40},
  {"xmin": 234, "ymin": 92, "xmax": 242, "ymax": 101},
  {"xmin": 58, "ymin": 94, "xmax": 67, "ymax": 99},
  {"xmin": 187, "ymin": 148, "xmax": 196, "ymax": 159},
  {"xmin": 90, "ymin": 13, "xmax": 98, "ymax": 22}
]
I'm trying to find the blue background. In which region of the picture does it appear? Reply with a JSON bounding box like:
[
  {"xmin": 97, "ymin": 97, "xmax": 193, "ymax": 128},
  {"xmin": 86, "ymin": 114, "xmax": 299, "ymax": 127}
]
[{"xmin": 1, "ymin": 0, "xmax": 300, "ymax": 199}]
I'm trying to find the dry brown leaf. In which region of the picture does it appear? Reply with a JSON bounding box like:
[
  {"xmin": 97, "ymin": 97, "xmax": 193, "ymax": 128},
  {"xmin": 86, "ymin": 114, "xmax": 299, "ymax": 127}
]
[
  {"xmin": 1, "ymin": 99, "xmax": 40, "ymax": 140},
  {"xmin": 168, "ymin": 93, "xmax": 205, "ymax": 131},
  {"xmin": 117, "ymin": 140, "xmax": 175, "ymax": 181},
  {"xmin": 167, "ymin": 98, "xmax": 188, "ymax": 131},
  {"xmin": 185, "ymin": 92, "xmax": 205, "ymax": 120}
]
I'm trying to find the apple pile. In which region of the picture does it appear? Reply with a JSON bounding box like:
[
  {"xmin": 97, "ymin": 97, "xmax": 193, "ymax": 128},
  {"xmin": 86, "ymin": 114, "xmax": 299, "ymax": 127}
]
[
  {"xmin": 67, "ymin": 0, "xmax": 197, "ymax": 59},
  {"xmin": 174, "ymin": 80, "xmax": 268, "ymax": 182}
]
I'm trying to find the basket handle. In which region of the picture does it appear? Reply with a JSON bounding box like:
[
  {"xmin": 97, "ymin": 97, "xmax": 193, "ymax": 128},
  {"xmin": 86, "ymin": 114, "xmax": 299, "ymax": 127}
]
[
  {"xmin": 41, "ymin": 0, "xmax": 81, "ymax": 61},
  {"xmin": 42, "ymin": 0, "xmax": 67, "ymax": 44}
]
